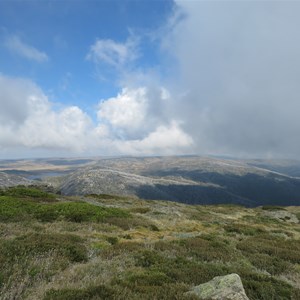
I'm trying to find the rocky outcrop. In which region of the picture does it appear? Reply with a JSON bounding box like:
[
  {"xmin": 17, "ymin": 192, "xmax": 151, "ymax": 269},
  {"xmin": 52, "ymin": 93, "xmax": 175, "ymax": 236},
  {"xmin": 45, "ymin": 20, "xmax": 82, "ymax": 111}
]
[
  {"xmin": 186, "ymin": 273, "xmax": 249, "ymax": 300},
  {"xmin": 262, "ymin": 210, "xmax": 299, "ymax": 223},
  {"xmin": 0, "ymin": 172, "xmax": 32, "ymax": 187}
]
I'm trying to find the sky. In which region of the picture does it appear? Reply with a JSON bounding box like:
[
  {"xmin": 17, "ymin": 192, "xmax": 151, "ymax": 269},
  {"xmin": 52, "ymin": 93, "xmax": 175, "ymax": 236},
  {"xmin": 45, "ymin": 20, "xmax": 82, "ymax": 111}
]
[{"xmin": 0, "ymin": 0, "xmax": 300, "ymax": 159}]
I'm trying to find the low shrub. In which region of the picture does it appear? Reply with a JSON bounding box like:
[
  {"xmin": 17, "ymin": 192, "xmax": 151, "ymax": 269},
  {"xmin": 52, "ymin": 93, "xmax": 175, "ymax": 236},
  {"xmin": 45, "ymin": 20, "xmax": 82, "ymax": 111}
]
[
  {"xmin": 44, "ymin": 285, "xmax": 117, "ymax": 300},
  {"xmin": 134, "ymin": 250, "xmax": 165, "ymax": 268},
  {"xmin": 177, "ymin": 236, "xmax": 235, "ymax": 262},
  {"xmin": 0, "ymin": 186, "xmax": 56, "ymax": 201},
  {"xmin": 224, "ymin": 223, "xmax": 266, "ymax": 236},
  {"xmin": 130, "ymin": 207, "xmax": 151, "ymax": 214},
  {"xmin": 0, "ymin": 233, "xmax": 87, "ymax": 263},
  {"xmin": 237, "ymin": 234, "xmax": 300, "ymax": 264},
  {"xmin": 156, "ymin": 257, "xmax": 230, "ymax": 285},
  {"xmin": 261, "ymin": 205, "xmax": 286, "ymax": 211},
  {"xmin": 0, "ymin": 196, "xmax": 37, "ymax": 222},
  {"xmin": 122, "ymin": 270, "xmax": 172, "ymax": 287},
  {"xmin": 106, "ymin": 236, "xmax": 118, "ymax": 245},
  {"xmin": 85, "ymin": 193, "xmax": 127, "ymax": 200},
  {"xmin": 103, "ymin": 215, "xmax": 154, "ymax": 230},
  {"xmin": 240, "ymin": 272, "xmax": 293, "ymax": 300},
  {"xmin": 0, "ymin": 197, "xmax": 129, "ymax": 223},
  {"xmin": 247, "ymin": 253, "xmax": 291, "ymax": 275},
  {"xmin": 36, "ymin": 201, "xmax": 129, "ymax": 223}
]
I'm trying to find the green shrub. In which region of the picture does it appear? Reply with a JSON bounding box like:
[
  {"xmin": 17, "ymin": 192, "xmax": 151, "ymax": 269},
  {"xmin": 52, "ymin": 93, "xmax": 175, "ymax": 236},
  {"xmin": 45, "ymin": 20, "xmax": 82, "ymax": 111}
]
[
  {"xmin": 240, "ymin": 272, "xmax": 293, "ymax": 300},
  {"xmin": 261, "ymin": 205, "xmax": 286, "ymax": 211},
  {"xmin": 36, "ymin": 201, "xmax": 129, "ymax": 223},
  {"xmin": 292, "ymin": 288, "xmax": 300, "ymax": 300},
  {"xmin": 246, "ymin": 253, "xmax": 290, "ymax": 275},
  {"xmin": 106, "ymin": 236, "xmax": 118, "ymax": 245},
  {"xmin": 178, "ymin": 236, "xmax": 235, "ymax": 262},
  {"xmin": 103, "ymin": 215, "xmax": 153, "ymax": 230},
  {"xmin": 224, "ymin": 223, "xmax": 266, "ymax": 236},
  {"xmin": 149, "ymin": 224, "xmax": 160, "ymax": 231},
  {"xmin": 0, "ymin": 186, "xmax": 55, "ymax": 200},
  {"xmin": 237, "ymin": 234, "xmax": 300, "ymax": 264},
  {"xmin": 0, "ymin": 197, "xmax": 129, "ymax": 223},
  {"xmin": 156, "ymin": 257, "xmax": 230, "ymax": 285},
  {"xmin": 44, "ymin": 285, "xmax": 117, "ymax": 300},
  {"xmin": 134, "ymin": 250, "xmax": 165, "ymax": 268},
  {"xmin": 0, "ymin": 196, "xmax": 37, "ymax": 222},
  {"xmin": 130, "ymin": 207, "xmax": 151, "ymax": 214},
  {"xmin": 122, "ymin": 270, "xmax": 172, "ymax": 287},
  {"xmin": 85, "ymin": 193, "xmax": 127, "ymax": 200},
  {"xmin": 0, "ymin": 233, "xmax": 87, "ymax": 263}
]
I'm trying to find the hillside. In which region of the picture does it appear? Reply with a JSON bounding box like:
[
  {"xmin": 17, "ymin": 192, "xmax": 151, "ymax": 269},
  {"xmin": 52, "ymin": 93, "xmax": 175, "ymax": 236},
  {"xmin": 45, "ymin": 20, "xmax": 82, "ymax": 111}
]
[
  {"xmin": 0, "ymin": 172, "xmax": 32, "ymax": 187},
  {"xmin": 58, "ymin": 156, "xmax": 300, "ymax": 207},
  {"xmin": 0, "ymin": 186, "xmax": 299, "ymax": 299}
]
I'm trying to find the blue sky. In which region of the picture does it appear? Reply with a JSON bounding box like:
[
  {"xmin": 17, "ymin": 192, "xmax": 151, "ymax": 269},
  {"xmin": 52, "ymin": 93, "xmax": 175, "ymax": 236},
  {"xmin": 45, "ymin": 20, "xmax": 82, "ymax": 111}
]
[
  {"xmin": 1, "ymin": 0, "xmax": 300, "ymax": 159},
  {"xmin": 0, "ymin": 0, "xmax": 173, "ymax": 114}
]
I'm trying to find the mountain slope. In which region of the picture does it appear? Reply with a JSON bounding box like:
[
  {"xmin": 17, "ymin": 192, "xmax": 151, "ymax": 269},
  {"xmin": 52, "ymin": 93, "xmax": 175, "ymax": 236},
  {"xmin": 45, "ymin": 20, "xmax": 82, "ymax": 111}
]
[
  {"xmin": 58, "ymin": 156, "xmax": 300, "ymax": 206},
  {"xmin": 0, "ymin": 171, "xmax": 32, "ymax": 187}
]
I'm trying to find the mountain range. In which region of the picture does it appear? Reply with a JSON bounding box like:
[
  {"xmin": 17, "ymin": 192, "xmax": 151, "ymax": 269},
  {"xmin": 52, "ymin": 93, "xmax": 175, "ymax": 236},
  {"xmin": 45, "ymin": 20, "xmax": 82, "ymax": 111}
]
[{"xmin": 1, "ymin": 156, "xmax": 300, "ymax": 207}]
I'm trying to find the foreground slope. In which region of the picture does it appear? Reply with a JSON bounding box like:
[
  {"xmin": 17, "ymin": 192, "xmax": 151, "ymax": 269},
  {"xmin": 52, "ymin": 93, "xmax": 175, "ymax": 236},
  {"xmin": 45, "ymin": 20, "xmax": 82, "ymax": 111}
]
[{"xmin": 0, "ymin": 186, "xmax": 299, "ymax": 299}]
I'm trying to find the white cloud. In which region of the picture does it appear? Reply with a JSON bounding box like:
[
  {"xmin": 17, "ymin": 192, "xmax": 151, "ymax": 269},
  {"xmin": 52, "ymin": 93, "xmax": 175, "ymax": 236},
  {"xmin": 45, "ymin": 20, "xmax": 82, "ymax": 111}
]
[
  {"xmin": 0, "ymin": 75, "xmax": 92, "ymax": 152},
  {"xmin": 97, "ymin": 87, "xmax": 148, "ymax": 136},
  {"xmin": 0, "ymin": 75, "xmax": 193, "ymax": 157},
  {"xmin": 86, "ymin": 37, "xmax": 137, "ymax": 68},
  {"xmin": 96, "ymin": 86, "xmax": 193, "ymax": 154},
  {"xmin": 117, "ymin": 121, "xmax": 193, "ymax": 155},
  {"xmin": 97, "ymin": 86, "xmax": 177, "ymax": 140},
  {"xmin": 5, "ymin": 35, "xmax": 49, "ymax": 62}
]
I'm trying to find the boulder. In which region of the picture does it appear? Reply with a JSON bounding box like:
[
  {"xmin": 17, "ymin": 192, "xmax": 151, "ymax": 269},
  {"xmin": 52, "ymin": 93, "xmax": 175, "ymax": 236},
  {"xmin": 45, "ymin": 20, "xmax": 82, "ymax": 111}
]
[{"xmin": 186, "ymin": 273, "xmax": 249, "ymax": 300}]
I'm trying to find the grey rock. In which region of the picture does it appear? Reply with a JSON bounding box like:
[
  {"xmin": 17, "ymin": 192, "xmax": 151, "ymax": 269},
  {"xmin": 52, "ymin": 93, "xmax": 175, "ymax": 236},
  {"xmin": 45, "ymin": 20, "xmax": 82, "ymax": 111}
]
[
  {"xmin": 0, "ymin": 172, "xmax": 32, "ymax": 187},
  {"xmin": 186, "ymin": 273, "xmax": 249, "ymax": 300}
]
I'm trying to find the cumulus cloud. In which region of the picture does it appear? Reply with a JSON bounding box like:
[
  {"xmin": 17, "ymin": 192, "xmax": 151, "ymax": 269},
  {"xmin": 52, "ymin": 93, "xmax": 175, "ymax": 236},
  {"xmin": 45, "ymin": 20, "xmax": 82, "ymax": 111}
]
[
  {"xmin": 165, "ymin": 0, "xmax": 300, "ymax": 158},
  {"xmin": 97, "ymin": 87, "xmax": 173, "ymax": 139},
  {"xmin": 0, "ymin": 75, "xmax": 92, "ymax": 152},
  {"xmin": 0, "ymin": 75, "xmax": 193, "ymax": 157},
  {"xmin": 98, "ymin": 87, "xmax": 147, "ymax": 134},
  {"xmin": 5, "ymin": 35, "xmax": 48, "ymax": 62},
  {"xmin": 117, "ymin": 121, "xmax": 193, "ymax": 155},
  {"xmin": 96, "ymin": 86, "xmax": 193, "ymax": 153},
  {"xmin": 86, "ymin": 37, "xmax": 138, "ymax": 68}
]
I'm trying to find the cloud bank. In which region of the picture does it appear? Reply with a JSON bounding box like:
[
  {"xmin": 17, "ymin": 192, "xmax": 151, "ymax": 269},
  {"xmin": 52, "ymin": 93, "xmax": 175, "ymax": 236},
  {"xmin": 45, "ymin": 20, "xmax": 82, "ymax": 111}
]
[
  {"xmin": 0, "ymin": 75, "xmax": 192, "ymax": 158},
  {"xmin": 166, "ymin": 0, "xmax": 300, "ymax": 158}
]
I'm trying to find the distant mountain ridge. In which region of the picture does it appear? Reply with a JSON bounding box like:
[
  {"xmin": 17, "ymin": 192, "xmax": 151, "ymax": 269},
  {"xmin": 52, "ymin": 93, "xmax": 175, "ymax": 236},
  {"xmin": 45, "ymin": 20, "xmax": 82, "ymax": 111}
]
[{"xmin": 58, "ymin": 156, "xmax": 300, "ymax": 207}]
